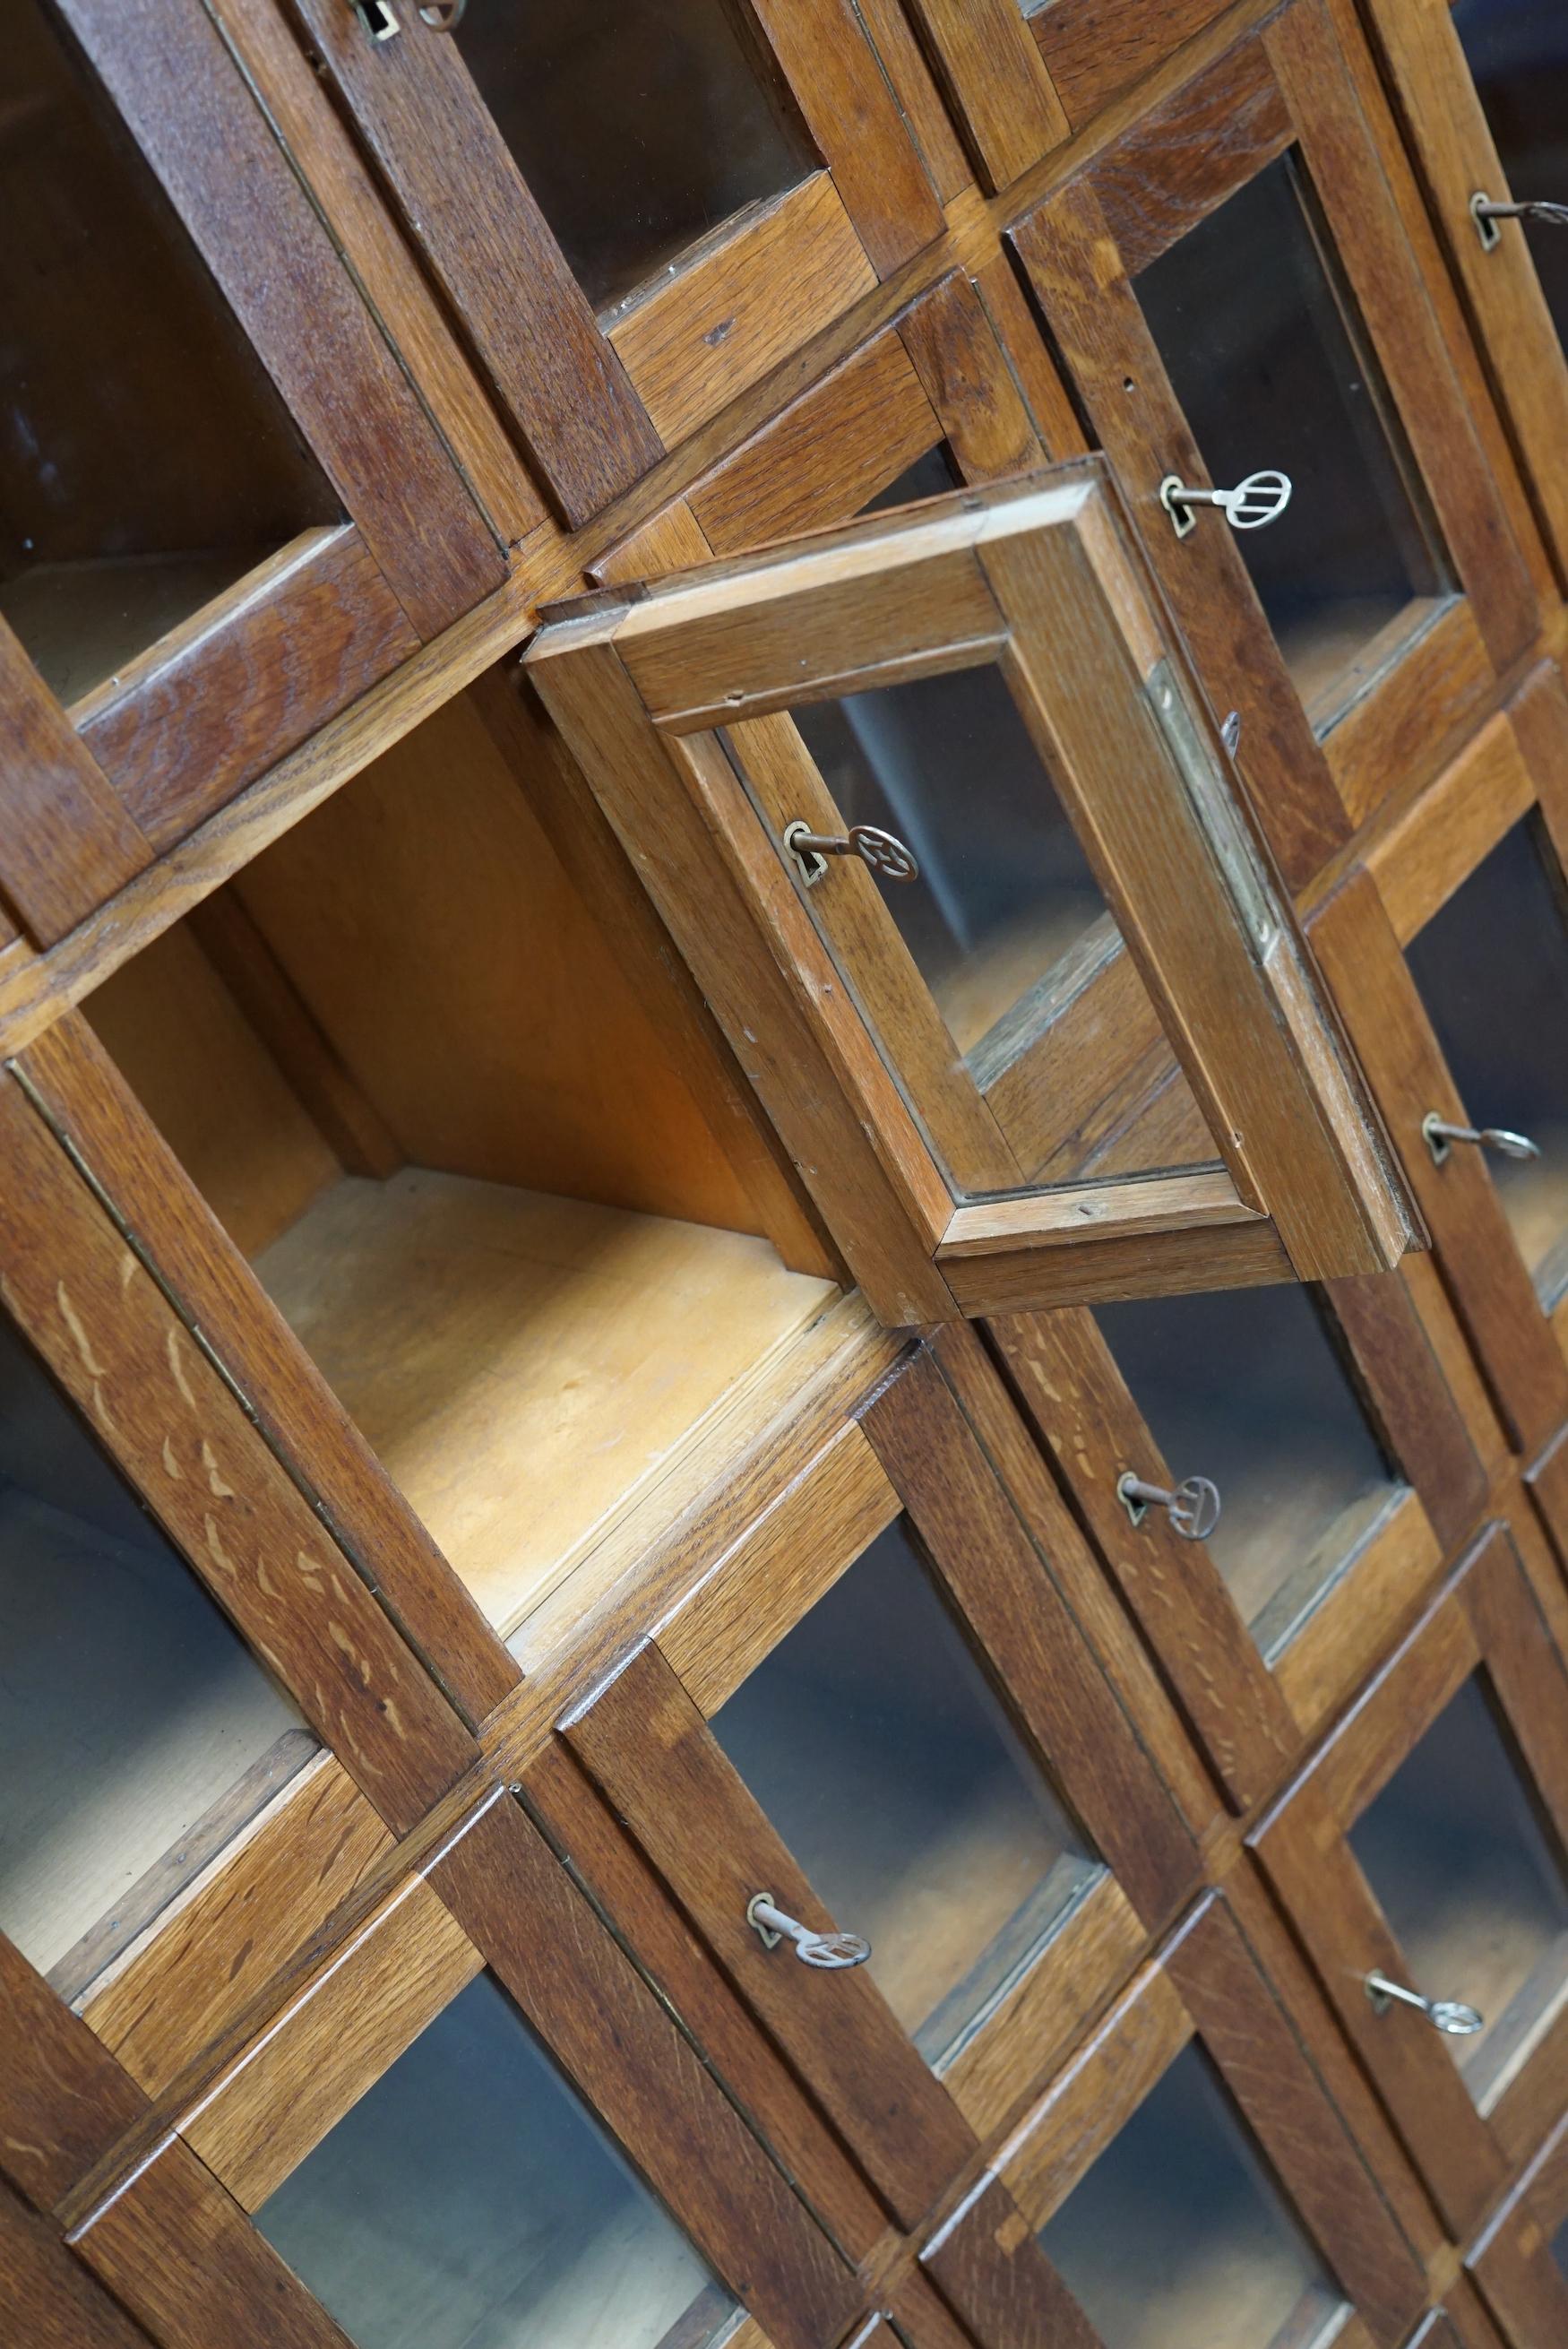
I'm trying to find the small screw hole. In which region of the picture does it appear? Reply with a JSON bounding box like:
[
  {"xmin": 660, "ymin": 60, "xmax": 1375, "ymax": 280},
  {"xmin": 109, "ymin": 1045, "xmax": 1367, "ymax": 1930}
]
[{"xmin": 1122, "ymin": 377, "xmax": 1136, "ymax": 393}]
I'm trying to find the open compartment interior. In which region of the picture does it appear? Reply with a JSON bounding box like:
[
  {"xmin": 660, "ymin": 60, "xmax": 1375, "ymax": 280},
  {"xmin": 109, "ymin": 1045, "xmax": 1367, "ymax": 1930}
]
[
  {"xmin": 0, "ymin": 0, "xmax": 340, "ymax": 707},
  {"xmin": 0, "ymin": 1307, "xmax": 312, "ymax": 2002},
  {"xmin": 86, "ymin": 674, "xmax": 838, "ymax": 1645}
]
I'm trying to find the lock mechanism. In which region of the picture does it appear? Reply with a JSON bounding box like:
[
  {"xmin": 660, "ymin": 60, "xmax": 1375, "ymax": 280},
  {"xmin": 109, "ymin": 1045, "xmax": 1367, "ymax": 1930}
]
[
  {"xmin": 1471, "ymin": 190, "xmax": 1568, "ymax": 251},
  {"xmin": 354, "ymin": 0, "xmax": 401, "ymax": 37},
  {"xmin": 1117, "ymin": 1472, "xmax": 1222, "ymax": 1542},
  {"xmin": 1159, "ymin": 471, "xmax": 1294, "ymax": 541},
  {"xmin": 1366, "ymin": 1969, "xmax": 1484, "ymax": 2038},
  {"xmin": 1422, "ymin": 1113, "xmax": 1541, "ymax": 1168},
  {"xmin": 747, "ymin": 1894, "xmax": 871, "ymax": 1970},
  {"xmin": 782, "ymin": 820, "xmax": 919, "ymax": 890}
]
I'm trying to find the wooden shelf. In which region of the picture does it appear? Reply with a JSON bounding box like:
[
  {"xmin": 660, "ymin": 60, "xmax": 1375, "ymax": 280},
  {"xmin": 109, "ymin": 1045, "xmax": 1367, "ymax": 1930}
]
[
  {"xmin": 254, "ymin": 1168, "xmax": 833, "ymax": 1640},
  {"xmin": 0, "ymin": 1483, "xmax": 308, "ymax": 1997},
  {"xmin": 0, "ymin": 547, "xmax": 275, "ymax": 706}
]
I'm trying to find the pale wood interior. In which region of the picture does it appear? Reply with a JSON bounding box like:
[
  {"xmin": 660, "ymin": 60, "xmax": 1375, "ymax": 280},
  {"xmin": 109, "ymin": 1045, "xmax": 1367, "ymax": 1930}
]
[
  {"xmin": 87, "ymin": 684, "xmax": 836, "ymax": 1639},
  {"xmin": 0, "ymin": 1312, "xmax": 310, "ymax": 1999}
]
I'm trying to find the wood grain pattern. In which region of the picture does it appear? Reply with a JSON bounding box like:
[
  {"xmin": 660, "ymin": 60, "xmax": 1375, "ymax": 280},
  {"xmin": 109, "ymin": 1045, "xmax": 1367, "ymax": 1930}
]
[
  {"xmin": 0, "ymin": 618, "xmax": 153, "ymax": 947},
  {"xmin": 0, "ymin": 2176, "xmax": 157, "ymax": 2349},
  {"xmin": 1366, "ymin": 708, "xmax": 1535, "ymax": 946},
  {"xmin": 896, "ymin": 272, "xmax": 1045, "ymax": 484},
  {"xmin": 72, "ymin": 2136, "xmax": 357, "ymax": 2349},
  {"xmin": 1087, "ymin": 35, "xmax": 1293, "ymax": 277},
  {"xmin": 283, "ymin": 0, "xmax": 660, "ymax": 528},
  {"xmin": 1034, "ymin": 0, "xmax": 1232, "ymax": 129},
  {"xmin": 56, "ymin": 0, "xmax": 503, "ymax": 637},
  {"xmin": 78, "ymin": 529, "xmax": 418, "ymax": 853},
  {"xmin": 82, "ymin": 1758, "xmax": 392, "ymax": 2100},
  {"xmin": 428, "ymin": 1794, "xmax": 861, "ymax": 2349},
  {"xmin": 1327, "ymin": 600, "xmax": 1494, "ymax": 835},
  {"xmin": 901, "ymin": 0, "xmax": 1070, "ymax": 189},
  {"xmin": 0, "ymin": 1069, "xmax": 478, "ymax": 1831},
  {"xmin": 923, "ymin": 2172, "xmax": 1098, "ymax": 2349},
  {"xmin": 610, "ymin": 178, "xmax": 877, "ymax": 449},
  {"xmin": 0, "ymin": 1933, "xmax": 148, "ymax": 2211},
  {"xmin": 17, "ymin": 1013, "xmax": 521, "ymax": 1723}
]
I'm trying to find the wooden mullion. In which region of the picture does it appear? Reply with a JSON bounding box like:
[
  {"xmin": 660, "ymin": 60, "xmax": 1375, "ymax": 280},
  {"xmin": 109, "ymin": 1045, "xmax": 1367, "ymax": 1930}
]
[
  {"xmin": 0, "ymin": 2177, "xmax": 159, "ymax": 2349},
  {"xmin": 0, "ymin": 620, "xmax": 154, "ymax": 946},
  {"xmin": 921, "ymin": 2173, "xmax": 1098, "ymax": 2349},
  {"xmin": 1328, "ymin": 1266, "xmax": 1489, "ymax": 1553},
  {"xmin": 0, "ymin": 1935, "xmax": 149, "ymax": 2214},
  {"xmin": 897, "ymin": 0, "xmax": 1070, "ymax": 192},
  {"xmin": 894, "ymin": 271, "xmax": 1047, "ymax": 486},
  {"xmin": 1032, "ymin": 0, "xmax": 1234, "ymax": 132}
]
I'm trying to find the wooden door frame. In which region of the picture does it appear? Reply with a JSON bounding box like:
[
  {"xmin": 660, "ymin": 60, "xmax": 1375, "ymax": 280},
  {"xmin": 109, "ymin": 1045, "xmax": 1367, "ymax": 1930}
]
[
  {"xmin": 1469, "ymin": 2110, "xmax": 1568, "ymax": 2349},
  {"xmin": 1252, "ymin": 1521, "xmax": 1568, "ymax": 2237}
]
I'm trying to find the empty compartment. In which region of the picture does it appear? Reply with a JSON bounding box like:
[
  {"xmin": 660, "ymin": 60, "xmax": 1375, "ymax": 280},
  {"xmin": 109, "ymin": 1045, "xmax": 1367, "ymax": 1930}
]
[
  {"xmin": 255, "ymin": 1969, "xmax": 737, "ymax": 2349},
  {"xmin": 1350, "ymin": 1673, "xmax": 1568, "ymax": 2109},
  {"xmin": 0, "ymin": 0, "xmax": 340, "ymax": 706},
  {"xmin": 1038, "ymin": 2040, "xmax": 1348, "ymax": 2349},
  {"xmin": 451, "ymin": 0, "xmax": 814, "ymax": 316},
  {"xmin": 1454, "ymin": 0, "xmax": 1568, "ymax": 344},
  {"xmin": 1096, "ymin": 1284, "xmax": 1400, "ymax": 1658},
  {"xmin": 1135, "ymin": 150, "xmax": 1452, "ymax": 731},
  {"xmin": 0, "ymin": 1308, "xmax": 311, "ymax": 1999},
  {"xmin": 711, "ymin": 1518, "xmax": 1102, "ymax": 2064},
  {"xmin": 86, "ymin": 682, "xmax": 837, "ymax": 1645},
  {"xmin": 1405, "ymin": 816, "xmax": 1568, "ymax": 1308}
]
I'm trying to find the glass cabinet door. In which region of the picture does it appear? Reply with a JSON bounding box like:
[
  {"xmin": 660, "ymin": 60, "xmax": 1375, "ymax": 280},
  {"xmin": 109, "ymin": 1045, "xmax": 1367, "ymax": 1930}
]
[
  {"xmin": 1354, "ymin": 0, "xmax": 1568, "ymax": 583},
  {"xmin": 1008, "ymin": 1, "xmax": 1540, "ymax": 885},
  {"xmin": 926, "ymin": 1893, "xmax": 1426, "ymax": 2349},
  {"xmin": 1253, "ymin": 1520, "xmax": 1568, "ymax": 2239},
  {"xmin": 0, "ymin": 1303, "xmax": 313, "ymax": 2004},
  {"xmin": 559, "ymin": 1352, "xmax": 1199, "ymax": 2225},
  {"xmin": 994, "ymin": 1268, "xmax": 1484, "ymax": 1810},
  {"xmin": 530, "ymin": 462, "xmax": 1415, "ymax": 1324},
  {"xmin": 286, "ymin": 0, "xmax": 942, "ymax": 524}
]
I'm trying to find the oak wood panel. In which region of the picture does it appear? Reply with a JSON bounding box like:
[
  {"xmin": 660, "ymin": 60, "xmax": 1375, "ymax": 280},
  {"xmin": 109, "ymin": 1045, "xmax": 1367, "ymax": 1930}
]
[
  {"xmin": 82, "ymin": 1759, "xmax": 393, "ymax": 2101},
  {"xmin": 688, "ymin": 331, "xmax": 940, "ymax": 554},
  {"xmin": 16, "ymin": 1012, "xmax": 521, "ymax": 1723},
  {"xmin": 896, "ymin": 271, "xmax": 1046, "ymax": 483},
  {"xmin": 0, "ymin": 619, "xmax": 153, "ymax": 946},
  {"xmin": 609, "ymin": 177, "xmax": 878, "ymax": 450},
  {"xmin": 1034, "ymin": 0, "xmax": 1232, "ymax": 129},
  {"xmin": 429, "ymin": 1794, "xmax": 861, "ymax": 2349},
  {"xmin": 0, "ymin": 1069, "xmax": 479, "ymax": 1830},
  {"xmin": 72, "ymin": 2137, "xmax": 357, "ymax": 2349},
  {"xmin": 284, "ymin": 0, "xmax": 661, "ymax": 528},
  {"xmin": 80, "ymin": 529, "xmax": 418, "ymax": 852},
  {"xmin": 561, "ymin": 1642, "xmax": 977, "ymax": 2226},
  {"xmin": 858, "ymin": 1350, "xmax": 1199, "ymax": 1926},
  {"xmin": 58, "ymin": 0, "xmax": 503, "ymax": 636},
  {"xmin": 0, "ymin": 1934, "xmax": 148, "ymax": 2211},
  {"xmin": 901, "ymin": 0, "xmax": 1069, "ymax": 190},
  {"xmin": 0, "ymin": 2177, "xmax": 157, "ymax": 2349}
]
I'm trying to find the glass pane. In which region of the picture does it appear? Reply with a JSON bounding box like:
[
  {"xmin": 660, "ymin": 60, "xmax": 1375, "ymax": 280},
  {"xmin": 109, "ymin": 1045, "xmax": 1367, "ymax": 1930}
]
[
  {"xmin": 0, "ymin": 1309, "xmax": 309, "ymax": 1994},
  {"xmin": 453, "ymin": 3, "xmax": 814, "ymax": 315},
  {"xmin": 1405, "ymin": 817, "xmax": 1568, "ymax": 1307},
  {"xmin": 1038, "ymin": 2041, "xmax": 1347, "ymax": 2349},
  {"xmin": 1095, "ymin": 1284, "xmax": 1398, "ymax": 1659},
  {"xmin": 1135, "ymin": 151, "xmax": 1452, "ymax": 730},
  {"xmin": 860, "ymin": 444, "xmax": 961, "ymax": 515},
  {"xmin": 711, "ymin": 1518, "xmax": 1101, "ymax": 2064},
  {"xmin": 1554, "ymin": 2214, "xmax": 1568, "ymax": 2282},
  {"xmin": 1350, "ymin": 1673, "xmax": 1568, "ymax": 2109},
  {"xmin": 256, "ymin": 1971, "xmax": 734, "ymax": 2349},
  {"xmin": 790, "ymin": 663, "xmax": 1114, "ymax": 1066},
  {"xmin": 1453, "ymin": 0, "xmax": 1568, "ymax": 347},
  {"xmin": 0, "ymin": 0, "xmax": 338, "ymax": 704}
]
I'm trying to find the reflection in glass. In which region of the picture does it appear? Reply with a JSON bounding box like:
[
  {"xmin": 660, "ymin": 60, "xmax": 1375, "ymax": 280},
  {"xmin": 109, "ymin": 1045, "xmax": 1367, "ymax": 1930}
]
[
  {"xmin": 1454, "ymin": 0, "xmax": 1568, "ymax": 346},
  {"xmin": 1350, "ymin": 1674, "xmax": 1568, "ymax": 2110},
  {"xmin": 257, "ymin": 1972, "xmax": 734, "ymax": 2349},
  {"xmin": 1554, "ymin": 2213, "xmax": 1568, "ymax": 2282},
  {"xmin": 1405, "ymin": 816, "xmax": 1568, "ymax": 1307},
  {"xmin": 0, "ymin": 0, "xmax": 337, "ymax": 703},
  {"xmin": 1135, "ymin": 151, "xmax": 1451, "ymax": 730},
  {"xmin": 712, "ymin": 1519, "xmax": 1101, "ymax": 2064},
  {"xmin": 791, "ymin": 662, "xmax": 1113, "ymax": 1064},
  {"xmin": 453, "ymin": 3, "xmax": 813, "ymax": 313},
  {"xmin": 1038, "ymin": 2042, "xmax": 1347, "ymax": 2349},
  {"xmin": 0, "ymin": 1310, "xmax": 309, "ymax": 1993},
  {"xmin": 1096, "ymin": 1284, "xmax": 1397, "ymax": 1658}
]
